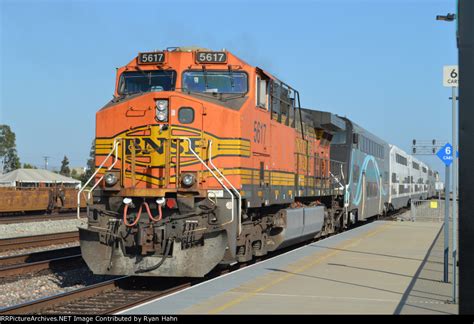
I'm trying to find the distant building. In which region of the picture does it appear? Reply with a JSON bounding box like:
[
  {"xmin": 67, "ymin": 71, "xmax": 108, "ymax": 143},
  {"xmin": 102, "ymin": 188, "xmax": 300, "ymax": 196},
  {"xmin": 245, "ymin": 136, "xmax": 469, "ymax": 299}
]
[{"xmin": 0, "ymin": 168, "xmax": 81, "ymax": 188}]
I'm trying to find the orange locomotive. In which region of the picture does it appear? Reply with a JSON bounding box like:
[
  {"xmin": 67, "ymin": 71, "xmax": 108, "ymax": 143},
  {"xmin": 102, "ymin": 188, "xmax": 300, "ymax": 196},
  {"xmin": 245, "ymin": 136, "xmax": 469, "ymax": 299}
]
[{"xmin": 80, "ymin": 47, "xmax": 346, "ymax": 277}]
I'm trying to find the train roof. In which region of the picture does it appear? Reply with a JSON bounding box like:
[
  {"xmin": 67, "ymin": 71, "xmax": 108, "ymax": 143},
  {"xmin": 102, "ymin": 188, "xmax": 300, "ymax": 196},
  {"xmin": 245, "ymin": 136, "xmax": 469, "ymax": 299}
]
[
  {"xmin": 337, "ymin": 116, "xmax": 388, "ymax": 145},
  {"xmin": 300, "ymin": 108, "xmax": 346, "ymax": 132}
]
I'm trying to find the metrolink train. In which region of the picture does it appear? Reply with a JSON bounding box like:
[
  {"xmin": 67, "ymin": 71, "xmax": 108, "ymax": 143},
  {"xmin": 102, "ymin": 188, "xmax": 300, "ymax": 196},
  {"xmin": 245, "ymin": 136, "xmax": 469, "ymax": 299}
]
[{"xmin": 79, "ymin": 47, "xmax": 439, "ymax": 277}]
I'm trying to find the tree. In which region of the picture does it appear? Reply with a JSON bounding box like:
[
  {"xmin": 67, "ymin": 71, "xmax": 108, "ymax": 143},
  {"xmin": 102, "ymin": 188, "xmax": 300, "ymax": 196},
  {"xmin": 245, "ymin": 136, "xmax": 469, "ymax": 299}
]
[
  {"xmin": 60, "ymin": 155, "xmax": 71, "ymax": 177},
  {"xmin": 81, "ymin": 139, "xmax": 95, "ymax": 184},
  {"xmin": 70, "ymin": 168, "xmax": 82, "ymax": 181},
  {"xmin": 0, "ymin": 125, "xmax": 21, "ymax": 173},
  {"xmin": 23, "ymin": 163, "xmax": 37, "ymax": 169}
]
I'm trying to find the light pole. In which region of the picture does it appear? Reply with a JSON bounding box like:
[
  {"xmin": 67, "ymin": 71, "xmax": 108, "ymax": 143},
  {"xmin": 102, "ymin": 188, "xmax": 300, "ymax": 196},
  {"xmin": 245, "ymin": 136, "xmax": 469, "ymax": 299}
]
[{"xmin": 437, "ymin": 11, "xmax": 458, "ymax": 304}]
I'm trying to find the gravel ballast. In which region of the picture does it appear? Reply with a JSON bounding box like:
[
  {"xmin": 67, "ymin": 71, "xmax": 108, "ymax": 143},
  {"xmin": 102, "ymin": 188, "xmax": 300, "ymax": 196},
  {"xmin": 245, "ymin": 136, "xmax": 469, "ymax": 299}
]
[
  {"xmin": 0, "ymin": 217, "xmax": 119, "ymax": 309},
  {"xmin": 0, "ymin": 219, "xmax": 86, "ymax": 240},
  {"xmin": 0, "ymin": 266, "xmax": 114, "ymax": 308}
]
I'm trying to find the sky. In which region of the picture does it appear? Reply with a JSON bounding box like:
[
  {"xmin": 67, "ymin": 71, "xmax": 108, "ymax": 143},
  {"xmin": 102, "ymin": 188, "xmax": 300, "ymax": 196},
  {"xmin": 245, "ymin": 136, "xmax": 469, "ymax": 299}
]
[{"xmin": 0, "ymin": 0, "xmax": 457, "ymax": 178}]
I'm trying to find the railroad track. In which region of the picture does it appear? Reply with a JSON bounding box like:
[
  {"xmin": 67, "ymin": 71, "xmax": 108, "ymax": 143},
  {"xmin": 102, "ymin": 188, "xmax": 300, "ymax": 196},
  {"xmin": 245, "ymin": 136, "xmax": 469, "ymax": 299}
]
[
  {"xmin": 0, "ymin": 232, "xmax": 79, "ymax": 252},
  {"xmin": 0, "ymin": 261, "xmax": 245, "ymax": 315},
  {"xmin": 0, "ymin": 212, "xmax": 87, "ymax": 225},
  {"xmin": 0, "ymin": 247, "xmax": 82, "ymax": 282},
  {"xmin": 0, "ymin": 212, "xmax": 407, "ymax": 315}
]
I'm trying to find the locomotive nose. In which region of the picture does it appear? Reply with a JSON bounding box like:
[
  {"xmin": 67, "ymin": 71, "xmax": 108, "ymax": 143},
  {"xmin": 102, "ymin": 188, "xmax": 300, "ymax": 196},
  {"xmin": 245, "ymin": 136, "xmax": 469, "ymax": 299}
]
[{"xmin": 79, "ymin": 226, "xmax": 229, "ymax": 277}]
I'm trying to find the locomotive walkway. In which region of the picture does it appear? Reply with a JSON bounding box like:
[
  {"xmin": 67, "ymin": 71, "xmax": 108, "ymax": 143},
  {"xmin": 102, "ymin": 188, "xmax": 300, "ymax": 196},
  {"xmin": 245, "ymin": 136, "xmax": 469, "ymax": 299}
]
[{"xmin": 120, "ymin": 216, "xmax": 458, "ymax": 315}]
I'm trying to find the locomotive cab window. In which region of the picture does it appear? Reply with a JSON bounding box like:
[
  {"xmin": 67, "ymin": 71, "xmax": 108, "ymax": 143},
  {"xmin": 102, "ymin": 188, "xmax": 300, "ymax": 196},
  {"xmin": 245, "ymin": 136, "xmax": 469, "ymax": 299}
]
[
  {"xmin": 182, "ymin": 71, "xmax": 247, "ymax": 94},
  {"xmin": 256, "ymin": 76, "xmax": 268, "ymax": 109},
  {"xmin": 118, "ymin": 70, "xmax": 176, "ymax": 95},
  {"xmin": 178, "ymin": 107, "xmax": 195, "ymax": 124}
]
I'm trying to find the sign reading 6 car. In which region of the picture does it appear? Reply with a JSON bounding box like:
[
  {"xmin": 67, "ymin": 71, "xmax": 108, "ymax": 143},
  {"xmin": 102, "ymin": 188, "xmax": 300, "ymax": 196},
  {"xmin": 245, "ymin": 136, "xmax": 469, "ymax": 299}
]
[
  {"xmin": 138, "ymin": 52, "xmax": 165, "ymax": 64},
  {"xmin": 443, "ymin": 65, "xmax": 459, "ymax": 87}
]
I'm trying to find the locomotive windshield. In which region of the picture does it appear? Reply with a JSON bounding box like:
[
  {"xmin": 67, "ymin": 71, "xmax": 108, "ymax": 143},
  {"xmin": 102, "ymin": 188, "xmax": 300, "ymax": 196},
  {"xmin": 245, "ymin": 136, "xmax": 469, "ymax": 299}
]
[
  {"xmin": 182, "ymin": 71, "xmax": 247, "ymax": 94},
  {"xmin": 118, "ymin": 70, "xmax": 176, "ymax": 95}
]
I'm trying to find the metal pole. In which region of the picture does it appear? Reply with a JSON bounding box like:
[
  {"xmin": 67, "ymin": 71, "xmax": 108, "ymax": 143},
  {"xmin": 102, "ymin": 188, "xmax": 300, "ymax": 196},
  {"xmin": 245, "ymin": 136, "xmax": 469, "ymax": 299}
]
[
  {"xmin": 452, "ymin": 86, "xmax": 458, "ymax": 303},
  {"xmin": 459, "ymin": 0, "xmax": 474, "ymax": 313},
  {"xmin": 444, "ymin": 164, "xmax": 450, "ymax": 283}
]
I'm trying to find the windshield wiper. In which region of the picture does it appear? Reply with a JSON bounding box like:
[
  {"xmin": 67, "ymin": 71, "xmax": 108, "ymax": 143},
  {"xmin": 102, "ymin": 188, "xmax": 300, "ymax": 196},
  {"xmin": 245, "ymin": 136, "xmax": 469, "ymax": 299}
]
[
  {"xmin": 202, "ymin": 66, "xmax": 209, "ymax": 91},
  {"xmin": 228, "ymin": 66, "xmax": 235, "ymax": 90}
]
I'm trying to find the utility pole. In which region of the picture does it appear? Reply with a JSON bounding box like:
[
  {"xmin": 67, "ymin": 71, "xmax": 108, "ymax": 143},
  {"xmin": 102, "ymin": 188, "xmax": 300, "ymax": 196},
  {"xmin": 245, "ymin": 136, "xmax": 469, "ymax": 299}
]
[{"xmin": 43, "ymin": 156, "xmax": 50, "ymax": 170}]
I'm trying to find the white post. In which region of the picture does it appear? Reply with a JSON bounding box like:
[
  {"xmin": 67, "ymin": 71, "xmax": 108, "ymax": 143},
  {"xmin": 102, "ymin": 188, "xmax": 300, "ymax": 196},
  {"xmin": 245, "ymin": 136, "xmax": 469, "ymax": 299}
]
[
  {"xmin": 451, "ymin": 86, "xmax": 458, "ymax": 303},
  {"xmin": 444, "ymin": 165, "xmax": 450, "ymax": 283}
]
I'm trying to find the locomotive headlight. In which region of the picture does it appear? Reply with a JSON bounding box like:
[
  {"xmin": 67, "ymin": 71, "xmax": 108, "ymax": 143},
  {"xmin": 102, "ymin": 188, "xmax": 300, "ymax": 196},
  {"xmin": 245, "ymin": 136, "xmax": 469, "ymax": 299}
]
[
  {"xmin": 104, "ymin": 172, "xmax": 118, "ymax": 186},
  {"xmin": 156, "ymin": 100, "xmax": 168, "ymax": 111},
  {"xmin": 156, "ymin": 100, "xmax": 168, "ymax": 112},
  {"xmin": 155, "ymin": 100, "xmax": 168, "ymax": 122},
  {"xmin": 156, "ymin": 111, "xmax": 168, "ymax": 121},
  {"xmin": 181, "ymin": 173, "xmax": 195, "ymax": 187}
]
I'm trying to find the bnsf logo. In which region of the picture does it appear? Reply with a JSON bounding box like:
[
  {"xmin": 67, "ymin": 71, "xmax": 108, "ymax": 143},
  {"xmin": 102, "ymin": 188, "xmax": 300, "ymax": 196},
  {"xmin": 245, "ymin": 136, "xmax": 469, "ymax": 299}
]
[{"xmin": 124, "ymin": 137, "xmax": 201, "ymax": 156}]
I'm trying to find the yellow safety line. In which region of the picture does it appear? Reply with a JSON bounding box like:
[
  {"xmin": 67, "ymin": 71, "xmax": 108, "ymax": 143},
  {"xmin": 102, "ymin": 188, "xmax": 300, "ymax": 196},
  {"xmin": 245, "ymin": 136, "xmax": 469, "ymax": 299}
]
[{"xmin": 207, "ymin": 222, "xmax": 393, "ymax": 314}]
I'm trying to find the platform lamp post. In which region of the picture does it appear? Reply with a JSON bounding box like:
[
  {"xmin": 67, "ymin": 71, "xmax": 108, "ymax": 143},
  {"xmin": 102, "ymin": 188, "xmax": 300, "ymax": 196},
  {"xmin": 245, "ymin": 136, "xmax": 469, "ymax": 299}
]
[{"xmin": 436, "ymin": 10, "xmax": 458, "ymax": 304}]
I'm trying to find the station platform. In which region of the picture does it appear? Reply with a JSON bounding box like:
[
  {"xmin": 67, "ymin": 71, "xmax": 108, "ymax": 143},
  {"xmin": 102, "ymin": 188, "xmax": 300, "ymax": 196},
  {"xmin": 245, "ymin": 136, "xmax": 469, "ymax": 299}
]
[{"xmin": 121, "ymin": 220, "xmax": 458, "ymax": 315}]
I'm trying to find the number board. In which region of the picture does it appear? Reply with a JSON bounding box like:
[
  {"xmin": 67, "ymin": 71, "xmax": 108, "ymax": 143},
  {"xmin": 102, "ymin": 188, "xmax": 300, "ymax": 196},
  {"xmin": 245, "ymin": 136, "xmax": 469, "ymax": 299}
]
[
  {"xmin": 196, "ymin": 52, "xmax": 227, "ymax": 64},
  {"xmin": 138, "ymin": 52, "xmax": 165, "ymax": 64},
  {"xmin": 443, "ymin": 65, "xmax": 458, "ymax": 87}
]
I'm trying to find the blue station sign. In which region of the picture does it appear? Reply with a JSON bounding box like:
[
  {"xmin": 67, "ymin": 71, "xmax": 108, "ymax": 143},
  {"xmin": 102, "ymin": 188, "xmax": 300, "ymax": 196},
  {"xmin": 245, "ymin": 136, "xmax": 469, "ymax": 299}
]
[{"xmin": 436, "ymin": 143, "xmax": 458, "ymax": 166}]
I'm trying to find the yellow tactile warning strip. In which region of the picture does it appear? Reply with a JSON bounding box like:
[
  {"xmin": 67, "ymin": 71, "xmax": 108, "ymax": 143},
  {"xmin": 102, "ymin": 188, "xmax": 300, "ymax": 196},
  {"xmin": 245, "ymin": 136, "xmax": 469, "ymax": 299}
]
[{"xmin": 184, "ymin": 222, "xmax": 394, "ymax": 314}]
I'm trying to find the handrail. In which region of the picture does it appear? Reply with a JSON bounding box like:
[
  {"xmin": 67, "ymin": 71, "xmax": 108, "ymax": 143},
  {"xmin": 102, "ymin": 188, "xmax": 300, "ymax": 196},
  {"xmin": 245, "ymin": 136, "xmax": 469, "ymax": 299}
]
[
  {"xmin": 208, "ymin": 140, "xmax": 242, "ymax": 235},
  {"xmin": 178, "ymin": 137, "xmax": 236, "ymax": 231},
  {"xmin": 77, "ymin": 138, "xmax": 121, "ymax": 219},
  {"xmin": 329, "ymin": 171, "xmax": 345, "ymax": 190}
]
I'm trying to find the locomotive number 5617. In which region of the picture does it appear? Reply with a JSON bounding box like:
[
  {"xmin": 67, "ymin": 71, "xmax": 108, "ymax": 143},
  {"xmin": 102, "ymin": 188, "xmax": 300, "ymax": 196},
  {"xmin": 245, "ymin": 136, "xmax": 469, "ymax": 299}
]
[{"xmin": 253, "ymin": 121, "xmax": 267, "ymax": 144}]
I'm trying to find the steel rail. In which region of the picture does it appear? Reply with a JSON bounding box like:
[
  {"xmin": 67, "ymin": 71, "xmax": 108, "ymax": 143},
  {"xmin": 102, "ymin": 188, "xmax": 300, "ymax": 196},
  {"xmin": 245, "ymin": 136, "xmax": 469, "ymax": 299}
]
[
  {"xmin": 0, "ymin": 246, "xmax": 81, "ymax": 267},
  {"xmin": 0, "ymin": 232, "xmax": 79, "ymax": 252},
  {"xmin": 0, "ymin": 212, "xmax": 86, "ymax": 225},
  {"xmin": 0, "ymin": 277, "xmax": 129, "ymax": 315},
  {"xmin": 0, "ymin": 255, "xmax": 82, "ymax": 279}
]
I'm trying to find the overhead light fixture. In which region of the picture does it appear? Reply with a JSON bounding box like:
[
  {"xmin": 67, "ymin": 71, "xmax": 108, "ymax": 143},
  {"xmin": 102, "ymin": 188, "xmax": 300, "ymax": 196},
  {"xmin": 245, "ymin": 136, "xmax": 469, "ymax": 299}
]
[{"xmin": 436, "ymin": 13, "xmax": 456, "ymax": 22}]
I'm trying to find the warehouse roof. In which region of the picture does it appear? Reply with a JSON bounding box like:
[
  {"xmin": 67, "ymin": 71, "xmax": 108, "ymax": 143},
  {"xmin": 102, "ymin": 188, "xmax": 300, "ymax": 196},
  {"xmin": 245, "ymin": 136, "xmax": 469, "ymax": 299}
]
[{"xmin": 0, "ymin": 169, "xmax": 81, "ymax": 186}]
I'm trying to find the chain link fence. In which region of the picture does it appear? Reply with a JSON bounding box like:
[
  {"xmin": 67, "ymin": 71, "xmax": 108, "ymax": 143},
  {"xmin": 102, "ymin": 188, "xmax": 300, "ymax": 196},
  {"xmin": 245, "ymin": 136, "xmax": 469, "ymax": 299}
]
[{"xmin": 409, "ymin": 199, "xmax": 452, "ymax": 222}]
